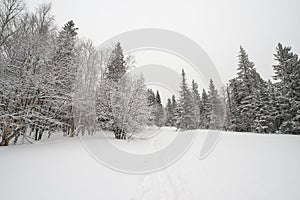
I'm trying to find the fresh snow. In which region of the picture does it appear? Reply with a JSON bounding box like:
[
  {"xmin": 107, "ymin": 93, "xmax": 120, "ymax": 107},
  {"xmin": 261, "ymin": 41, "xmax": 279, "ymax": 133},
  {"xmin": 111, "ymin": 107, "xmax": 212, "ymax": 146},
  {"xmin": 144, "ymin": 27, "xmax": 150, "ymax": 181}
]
[{"xmin": 0, "ymin": 128, "xmax": 300, "ymax": 200}]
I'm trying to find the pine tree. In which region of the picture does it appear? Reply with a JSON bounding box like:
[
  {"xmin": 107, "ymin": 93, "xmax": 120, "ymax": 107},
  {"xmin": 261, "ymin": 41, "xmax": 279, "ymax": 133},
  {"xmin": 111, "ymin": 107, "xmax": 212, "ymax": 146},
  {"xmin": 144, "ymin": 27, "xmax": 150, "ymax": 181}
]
[
  {"xmin": 107, "ymin": 42, "xmax": 126, "ymax": 82},
  {"xmin": 228, "ymin": 46, "xmax": 265, "ymax": 132},
  {"xmin": 176, "ymin": 69, "xmax": 197, "ymax": 130},
  {"xmin": 96, "ymin": 42, "xmax": 128, "ymax": 138},
  {"xmin": 154, "ymin": 90, "xmax": 165, "ymax": 127},
  {"xmin": 253, "ymin": 81, "xmax": 276, "ymax": 133},
  {"xmin": 165, "ymin": 95, "xmax": 178, "ymax": 127},
  {"xmin": 236, "ymin": 46, "xmax": 256, "ymax": 131},
  {"xmin": 156, "ymin": 90, "xmax": 162, "ymax": 104},
  {"xmin": 52, "ymin": 20, "xmax": 79, "ymax": 136},
  {"xmin": 146, "ymin": 89, "xmax": 156, "ymax": 124},
  {"xmin": 273, "ymin": 43, "xmax": 300, "ymax": 134}
]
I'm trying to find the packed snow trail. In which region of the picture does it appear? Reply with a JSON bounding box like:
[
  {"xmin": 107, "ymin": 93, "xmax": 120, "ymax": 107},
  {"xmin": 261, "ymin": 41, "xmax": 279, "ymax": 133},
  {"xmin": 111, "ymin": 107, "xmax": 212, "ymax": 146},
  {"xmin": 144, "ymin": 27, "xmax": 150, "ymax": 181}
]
[
  {"xmin": 1, "ymin": 128, "xmax": 300, "ymax": 200},
  {"xmin": 134, "ymin": 128, "xmax": 194, "ymax": 200}
]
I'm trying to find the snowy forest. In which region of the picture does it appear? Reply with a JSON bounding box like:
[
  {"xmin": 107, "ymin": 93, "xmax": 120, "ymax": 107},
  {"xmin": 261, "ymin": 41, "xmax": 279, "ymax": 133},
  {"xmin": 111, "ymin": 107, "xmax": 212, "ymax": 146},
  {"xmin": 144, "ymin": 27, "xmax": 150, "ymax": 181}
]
[{"xmin": 1, "ymin": 0, "xmax": 300, "ymax": 146}]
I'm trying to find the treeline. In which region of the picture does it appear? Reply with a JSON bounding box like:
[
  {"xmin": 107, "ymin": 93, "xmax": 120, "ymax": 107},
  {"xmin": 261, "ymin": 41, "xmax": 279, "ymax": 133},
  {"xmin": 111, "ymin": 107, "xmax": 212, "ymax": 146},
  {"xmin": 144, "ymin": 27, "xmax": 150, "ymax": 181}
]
[
  {"xmin": 1, "ymin": 0, "xmax": 299, "ymax": 146},
  {"xmin": 162, "ymin": 46, "xmax": 300, "ymax": 134}
]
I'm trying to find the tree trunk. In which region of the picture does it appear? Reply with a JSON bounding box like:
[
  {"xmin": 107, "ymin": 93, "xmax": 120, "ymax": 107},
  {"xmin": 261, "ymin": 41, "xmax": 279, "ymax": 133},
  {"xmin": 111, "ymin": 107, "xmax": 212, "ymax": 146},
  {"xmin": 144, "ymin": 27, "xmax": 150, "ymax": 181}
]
[
  {"xmin": 38, "ymin": 129, "xmax": 44, "ymax": 141},
  {"xmin": 114, "ymin": 127, "xmax": 126, "ymax": 140},
  {"xmin": 0, "ymin": 123, "xmax": 11, "ymax": 146},
  {"xmin": 34, "ymin": 128, "xmax": 39, "ymax": 141}
]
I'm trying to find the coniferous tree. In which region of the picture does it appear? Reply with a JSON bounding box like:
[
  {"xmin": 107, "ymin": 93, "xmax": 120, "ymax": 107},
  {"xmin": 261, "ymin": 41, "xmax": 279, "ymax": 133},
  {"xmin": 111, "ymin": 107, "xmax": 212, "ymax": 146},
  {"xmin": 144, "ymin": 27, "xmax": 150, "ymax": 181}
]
[
  {"xmin": 96, "ymin": 42, "xmax": 125, "ymax": 135},
  {"xmin": 154, "ymin": 91, "xmax": 165, "ymax": 127},
  {"xmin": 253, "ymin": 81, "xmax": 276, "ymax": 133},
  {"xmin": 236, "ymin": 46, "xmax": 257, "ymax": 132},
  {"xmin": 273, "ymin": 43, "xmax": 300, "ymax": 134},
  {"xmin": 52, "ymin": 20, "xmax": 79, "ymax": 136},
  {"xmin": 176, "ymin": 69, "xmax": 197, "ymax": 130},
  {"xmin": 146, "ymin": 89, "xmax": 156, "ymax": 124},
  {"xmin": 165, "ymin": 95, "xmax": 178, "ymax": 127},
  {"xmin": 228, "ymin": 46, "xmax": 265, "ymax": 132},
  {"xmin": 107, "ymin": 42, "xmax": 126, "ymax": 82}
]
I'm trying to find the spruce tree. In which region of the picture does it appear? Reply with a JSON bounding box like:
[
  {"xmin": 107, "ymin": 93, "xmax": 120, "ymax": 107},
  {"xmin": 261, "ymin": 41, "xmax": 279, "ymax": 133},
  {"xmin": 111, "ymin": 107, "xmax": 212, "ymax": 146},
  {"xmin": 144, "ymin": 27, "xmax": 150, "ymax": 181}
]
[
  {"xmin": 253, "ymin": 81, "xmax": 276, "ymax": 133},
  {"xmin": 107, "ymin": 42, "xmax": 126, "ymax": 82},
  {"xmin": 273, "ymin": 43, "xmax": 300, "ymax": 134},
  {"xmin": 228, "ymin": 46, "xmax": 265, "ymax": 132},
  {"xmin": 96, "ymin": 42, "xmax": 128, "ymax": 137},
  {"xmin": 176, "ymin": 69, "xmax": 197, "ymax": 130},
  {"xmin": 154, "ymin": 90, "xmax": 165, "ymax": 127},
  {"xmin": 146, "ymin": 89, "xmax": 156, "ymax": 124},
  {"xmin": 52, "ymin": 20, "xmax": 79, "ymax": 136}
]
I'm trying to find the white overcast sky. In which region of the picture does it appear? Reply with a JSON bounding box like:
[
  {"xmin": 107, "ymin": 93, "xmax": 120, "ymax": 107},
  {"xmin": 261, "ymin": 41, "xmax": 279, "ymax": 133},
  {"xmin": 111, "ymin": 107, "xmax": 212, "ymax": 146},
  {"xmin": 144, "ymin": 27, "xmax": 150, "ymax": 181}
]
[{"xmin": 27, "ymin": 0, "xmax": 300, "ymax": 83}]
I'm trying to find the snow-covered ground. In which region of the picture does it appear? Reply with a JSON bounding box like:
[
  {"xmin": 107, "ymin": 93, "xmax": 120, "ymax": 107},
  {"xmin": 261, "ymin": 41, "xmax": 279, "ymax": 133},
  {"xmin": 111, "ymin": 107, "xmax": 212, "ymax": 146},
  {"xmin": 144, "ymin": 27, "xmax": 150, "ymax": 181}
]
[{"xmin": 1, "ymin": 128, "xmax": 300, "ymax": 200}]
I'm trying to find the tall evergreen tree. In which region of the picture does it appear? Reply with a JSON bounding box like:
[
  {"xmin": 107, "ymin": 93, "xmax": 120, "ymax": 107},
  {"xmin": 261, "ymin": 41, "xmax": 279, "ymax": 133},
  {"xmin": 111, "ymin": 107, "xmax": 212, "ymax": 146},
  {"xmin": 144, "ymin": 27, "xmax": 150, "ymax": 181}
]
[
  {"xmin": 176, "ymin": 69, "xmax": 197, "ymax": 130},
  {"xmin": 253, "ymin": 81, "xmax": 276, "ymax": 133},
  {"xmin": 107, "ymin": 42, "xmax": 126, "ymax": 82},
  {"xmin": 273, "ymin": 43, "xmax": 300, "ymax": 134},
  {"xmin": 96, "ymin": 42, "xmax": 127, "ymax": 137},
  {"xmin": 52, "ymin": 20, "xmax": 79, "ymax": 136},
  {"xmin": 228, "ymin": 46, "xmax": 265, "ymax": 132},
  {"xmin": 165, "ymin": 95, "xmax": 178, "ymax": 127},
  {"xmin": 146, "ymin": 88, "xmax": 156, "ymax": 124},
  {"xmin": 154, "ymin": 90, "xmax": 165, "ymax": 127},
  {"xmin": 156, "ymin": 90, "xmax": 162, "ymax": 104},
  {"xmin": 227, "ymin": 78, "xmax": 243, "ymax": 131}
]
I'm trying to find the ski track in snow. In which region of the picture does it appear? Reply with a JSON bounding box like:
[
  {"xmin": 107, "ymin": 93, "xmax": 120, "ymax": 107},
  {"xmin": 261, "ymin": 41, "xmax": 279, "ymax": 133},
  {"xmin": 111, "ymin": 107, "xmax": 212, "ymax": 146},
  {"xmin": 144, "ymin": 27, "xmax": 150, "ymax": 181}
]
[{"xmin": 134, "ymin": 130, "xmax": 194, "ymax": 200}]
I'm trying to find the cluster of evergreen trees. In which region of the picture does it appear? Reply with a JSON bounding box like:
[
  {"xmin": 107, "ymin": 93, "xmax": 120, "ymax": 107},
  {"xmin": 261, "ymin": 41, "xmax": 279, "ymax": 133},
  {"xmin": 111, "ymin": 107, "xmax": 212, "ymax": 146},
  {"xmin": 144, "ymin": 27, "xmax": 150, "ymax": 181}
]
[
  {"xmin": 163, "ymin": 45, "xmax": 299, "ymax": 135},
  {"xmin": 147, "ymin": 89, "xmax": 165, "ymax": 127},
  {"xmin": 225, "ymin": 45, "xmax": 300, "ymax": 134},
  {"xmin": 163, "ymin": 70, "xmax": 224, "ymax": 130}
]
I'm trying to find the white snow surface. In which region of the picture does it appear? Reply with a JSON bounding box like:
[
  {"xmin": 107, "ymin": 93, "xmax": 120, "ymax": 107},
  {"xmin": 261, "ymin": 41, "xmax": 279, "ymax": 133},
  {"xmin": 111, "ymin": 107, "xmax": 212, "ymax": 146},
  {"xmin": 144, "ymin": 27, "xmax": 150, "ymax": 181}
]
[{"xmin": 1, "ymin": 127, "xmax": 300, "ymax": 200}]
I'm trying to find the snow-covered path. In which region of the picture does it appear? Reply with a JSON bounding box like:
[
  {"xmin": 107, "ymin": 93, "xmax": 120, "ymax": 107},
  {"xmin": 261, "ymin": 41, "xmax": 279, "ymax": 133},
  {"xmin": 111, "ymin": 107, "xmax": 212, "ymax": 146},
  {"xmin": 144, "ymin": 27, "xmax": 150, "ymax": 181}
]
[{"xmin": 1, "ymin": 128, "xmax": 300, "ymax": 200}]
